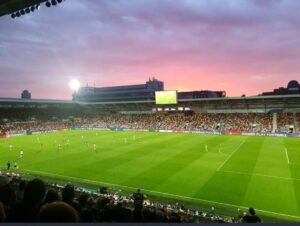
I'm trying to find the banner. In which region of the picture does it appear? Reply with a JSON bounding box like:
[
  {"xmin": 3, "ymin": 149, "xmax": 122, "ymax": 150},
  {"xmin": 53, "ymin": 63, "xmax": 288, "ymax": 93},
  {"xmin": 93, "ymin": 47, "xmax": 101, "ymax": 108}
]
[
  {"xmin": 72, "ymin": 127, "xmax": 88, "ymax": 131},
  {"xmin": 2, "ymin": 127, "xmax": 300, "ymax": 139},
  {"xmin": 222, "ymin": 131, "xmax": 242, "ymax": 135},
  {"xmin": 158, "ymin": 130, "xmax": 173, "ymax": 133},
  {"xmin": 110, "ymin": 128, "xmax": 124, "ymax": 131},
  {"xmin": 0, "ymin": 134, "xmax": 7, "ymax": 138},
  {"xmin": 92, "ymin": 128, "xmax": 110, "ymax": 131},
  {"xmin": 27, "ymin": 130, "xmax": 59, "ymax": 135}
]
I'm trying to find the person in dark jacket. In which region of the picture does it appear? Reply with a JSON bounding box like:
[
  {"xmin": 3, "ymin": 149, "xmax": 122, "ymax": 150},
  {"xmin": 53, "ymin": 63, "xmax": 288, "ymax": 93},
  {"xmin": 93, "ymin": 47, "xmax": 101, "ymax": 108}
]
[
  {"xmin": 7, "ymin": 179, "xmax": 46, "ymax": 222},
  {"xmin": 241, "ymin": 208, "xmax": 262, "ymax": 223}
]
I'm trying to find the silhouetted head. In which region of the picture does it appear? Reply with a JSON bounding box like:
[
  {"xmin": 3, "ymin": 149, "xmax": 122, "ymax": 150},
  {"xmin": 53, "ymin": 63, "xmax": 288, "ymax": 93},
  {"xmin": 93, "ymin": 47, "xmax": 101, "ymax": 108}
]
[
  {"xmin": 78, "ymin": 193, "xmax": 88, "ymax": 208},
  {"xmin": 249, "ymin": 208, "xmax": 256, "ymax": 216},
  {"xmin": 0, "ymin": 176, "xmax": 10, "ymax": 188},
  {"xmin": 0, "ymin": 185, "xmax": 15, "ymax": 206},
  {"xmin": 23, "ymin": 179, "xmax": 46, "ymax": 207},
  {"xmin": 38, "ymin": 201, "xmax": 80, "ymax": 222},
  {"xmin": 96, "ymin": 197, "xmax": 110, "ymax": 209},
  {"xmin": 45, "ymin": 189, "xmax": 59, "ymax": 204},
  {"xmin": 62, "ymin": 184, "xmax": 75, "ymax": 202}
]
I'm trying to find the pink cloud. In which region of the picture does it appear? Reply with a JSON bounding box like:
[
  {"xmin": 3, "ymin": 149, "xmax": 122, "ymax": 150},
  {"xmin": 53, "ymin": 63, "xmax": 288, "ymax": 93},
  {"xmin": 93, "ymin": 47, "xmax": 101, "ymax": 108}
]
[{"xmin": 0, "ymin": 0, "xmax": 299, "ymax": 99}]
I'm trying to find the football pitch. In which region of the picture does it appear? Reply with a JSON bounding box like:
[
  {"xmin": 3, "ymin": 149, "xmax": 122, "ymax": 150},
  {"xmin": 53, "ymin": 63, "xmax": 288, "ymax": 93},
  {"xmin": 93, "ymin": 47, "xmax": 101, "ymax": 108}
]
[{"xmin": 1, "ymin": 130, "xmax": 300, "ymax": 222}]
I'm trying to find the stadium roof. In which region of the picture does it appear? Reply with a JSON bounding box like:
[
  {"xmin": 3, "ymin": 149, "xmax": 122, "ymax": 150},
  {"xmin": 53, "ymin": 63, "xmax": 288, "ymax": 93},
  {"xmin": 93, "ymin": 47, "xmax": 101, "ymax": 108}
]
[
  {"xmin": 0, "ymin": 95, "xmax": 299, "ymax": 113},
  {"xmin": 0, "ymin": 94, "xmax": 299, "ymax": 105},
  {"xmin": 0, "ymin": 98, "xmax": 73, "ymax": 104},
  {"xmin": 0, "ymin": 0, "xmax": 46, "ymax": 17},
  {"xmin": 180, "ymin": 94, "xmax": 300, "ymax": 103}
]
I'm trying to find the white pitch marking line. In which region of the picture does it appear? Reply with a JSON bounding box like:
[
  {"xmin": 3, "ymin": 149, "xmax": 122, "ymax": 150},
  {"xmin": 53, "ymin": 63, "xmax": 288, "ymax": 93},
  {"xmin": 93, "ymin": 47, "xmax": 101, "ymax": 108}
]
[
  {"xmin": 285, "ymin": 148, "xmax": 290, "ymax": 165},
  {"xmin": 21, "ymin": 169, "xmax": 300, "ymax": 220},
  {"xmin": 217, "ymin": 139, "xmax": 246, "ymax": 171},
  {"xmin": 220, "ymin": 169, "xmax": 300, "ymax": 181}
]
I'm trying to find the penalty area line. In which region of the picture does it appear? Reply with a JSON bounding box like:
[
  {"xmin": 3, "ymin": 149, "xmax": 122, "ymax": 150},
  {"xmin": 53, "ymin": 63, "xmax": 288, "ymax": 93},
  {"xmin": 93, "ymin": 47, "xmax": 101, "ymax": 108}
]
[
  {"xmin": 217, "ymin": 139, "xmax": 246, "ymax": 171},
  {"xmin": 21, "ymin": 169, "xmax": 300, "ymax": 220},
  {"xmin": 219, "ymin": 169, "xmax": 300, "ymax": 181}
]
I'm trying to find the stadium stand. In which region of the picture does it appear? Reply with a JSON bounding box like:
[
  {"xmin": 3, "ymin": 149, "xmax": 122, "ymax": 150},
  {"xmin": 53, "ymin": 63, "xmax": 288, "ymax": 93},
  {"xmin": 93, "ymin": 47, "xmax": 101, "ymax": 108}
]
[
  {"xmin": 296, "ymin": 113, "xmax": 300, "ymax": 133},
  {"xmin": 0, "ymin": 174, "xmax": 247, "ymax": 223},
  {"xmin": 0, "ymin": 95, "xmax": 299, "ymax": 222},
  {"xmin": 0, "ymin": 112, "xmax": 297, "ymax": 135}
]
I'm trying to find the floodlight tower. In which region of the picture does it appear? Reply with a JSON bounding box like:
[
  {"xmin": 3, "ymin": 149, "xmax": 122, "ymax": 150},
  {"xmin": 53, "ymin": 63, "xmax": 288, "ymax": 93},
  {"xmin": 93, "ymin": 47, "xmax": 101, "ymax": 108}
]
[
  {"xmin": 69, "ymin": 79, "xmax": 80, "ymax": 92},
  {"xmin": 69, "ymin": 79, "xmax": 81, "ymax": 101}
]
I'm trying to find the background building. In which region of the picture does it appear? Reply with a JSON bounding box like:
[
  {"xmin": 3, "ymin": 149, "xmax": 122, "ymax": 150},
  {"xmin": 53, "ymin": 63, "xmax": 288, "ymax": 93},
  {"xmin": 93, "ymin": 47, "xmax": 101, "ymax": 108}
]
[
  {"xmin": 73, "ymin": 78, "xmax": 226, "ymax": 102},
  {"xmin": 73, "ymin": 78, "xmax": 164, "ymax": 102},
  {"xmin": 21, "ymin": 90, "xmax": 31, "ymax": 99},
  {"xmin": 261, "ymin": 80, "xmax": 300, "ymax": 96}
]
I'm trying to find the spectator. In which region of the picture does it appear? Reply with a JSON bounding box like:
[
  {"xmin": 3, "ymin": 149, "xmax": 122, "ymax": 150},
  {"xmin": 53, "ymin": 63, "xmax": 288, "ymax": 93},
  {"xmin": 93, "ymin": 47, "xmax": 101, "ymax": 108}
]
[
  {"xmin": 133, "ymin": 188, "xmax": 145, "ymax": 209},
  {"xmin": 62, "ymin": 184, "xmax": 80, "ymax": 211},
  {"xmin": 15, "ymin": 180, "xmax": 26, "ymax": 202},
  {"xmin": 7, "ymin": 179, "xmax": 46, "ymax": 222},
  {"xmin": 241, "ymin": 208, "xmax": 262, "ymax": 223},
  {"xmin": 0, "ymin": 175, "xmax": 15, "ymax": 217},
  {"xmin": 41, "ymin": 189, "xmax": 59, "ymax": 206},
  {"xmin": 38, "ymin": 201, "xmax": 80, "ymax": 222},
  {"xmin": 78, "ymin": 193, "xmax": 89, "ymax": 209},
  {"xmin": 0, "ymin": 174, "xmax": 236, "ymax": 223},
  {"xmin": 0, "ymin": 202, "xmax": 6, "ymax": 222},
  {"xmin": 132, "ymin": 188, "xmax": 145, "ymax": 222}
]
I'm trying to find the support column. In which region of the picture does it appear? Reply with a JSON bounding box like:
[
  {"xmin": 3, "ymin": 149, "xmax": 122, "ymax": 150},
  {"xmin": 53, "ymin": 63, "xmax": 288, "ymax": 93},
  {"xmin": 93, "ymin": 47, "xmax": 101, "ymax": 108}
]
[{"xmin": 272, "ymin": 113, "xmax": 277, "ymax": 133}]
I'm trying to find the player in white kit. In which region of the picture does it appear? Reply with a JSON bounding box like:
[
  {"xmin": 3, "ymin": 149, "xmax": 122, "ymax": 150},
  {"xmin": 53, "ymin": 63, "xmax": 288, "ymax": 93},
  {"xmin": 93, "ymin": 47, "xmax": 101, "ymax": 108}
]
[{"xmin": 20, "ymin": 150, "xmax": 24, "ymax": 158}]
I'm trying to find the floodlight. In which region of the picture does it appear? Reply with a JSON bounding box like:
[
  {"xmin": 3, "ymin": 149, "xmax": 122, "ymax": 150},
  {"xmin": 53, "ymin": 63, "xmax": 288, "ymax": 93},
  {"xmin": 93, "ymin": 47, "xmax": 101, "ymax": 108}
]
[
  {"xmin": 46, "ymin": 1, "xmax": 51, "ymax": 7},
  {"xmin": 69, "ymin": 79, "xmax": 81, "ymax": 91}
]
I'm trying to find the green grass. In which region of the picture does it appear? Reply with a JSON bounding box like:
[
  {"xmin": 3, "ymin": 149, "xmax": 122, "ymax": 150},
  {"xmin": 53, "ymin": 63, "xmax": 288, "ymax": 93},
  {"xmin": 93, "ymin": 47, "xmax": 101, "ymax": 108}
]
[{"xmin": 1, "ymin": 130, "xmax": 300, "ymax": 222}]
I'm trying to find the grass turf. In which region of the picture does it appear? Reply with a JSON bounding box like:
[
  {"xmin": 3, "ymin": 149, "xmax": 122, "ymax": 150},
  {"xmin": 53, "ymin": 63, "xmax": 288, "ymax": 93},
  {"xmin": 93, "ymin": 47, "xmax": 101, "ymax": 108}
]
[{"xmin": 0, "ymin": 130, "xmax": 300, "ymax": 222}]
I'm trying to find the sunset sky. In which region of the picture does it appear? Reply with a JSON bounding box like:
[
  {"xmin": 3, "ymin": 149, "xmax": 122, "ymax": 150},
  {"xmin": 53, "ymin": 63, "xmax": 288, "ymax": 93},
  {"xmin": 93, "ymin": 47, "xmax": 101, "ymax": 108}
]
[{"xmin": 0, "ymin": 0, "xmax": 299, "ymax": 99}]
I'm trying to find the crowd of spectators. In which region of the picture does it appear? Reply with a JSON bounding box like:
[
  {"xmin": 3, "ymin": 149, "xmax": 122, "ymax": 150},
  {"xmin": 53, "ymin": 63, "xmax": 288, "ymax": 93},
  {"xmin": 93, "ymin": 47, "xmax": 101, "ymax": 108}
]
[
  {"xmin": 297, "ymin": 113, "xmax": 300, "ymax": 132},
  {"xmin": 0, "ymin": 121, "xmax": 72, "ymax": 136},
  {"xmin": 276, "ymin": 113, "xmax": 294, "ymax": 133},
  {"xmin": 1, "ymin": 112, "xmax": 296, "ymax": 135},
  {"xmin": 0, "ymin": 174, "xmax": 261, "ymax": 223}
]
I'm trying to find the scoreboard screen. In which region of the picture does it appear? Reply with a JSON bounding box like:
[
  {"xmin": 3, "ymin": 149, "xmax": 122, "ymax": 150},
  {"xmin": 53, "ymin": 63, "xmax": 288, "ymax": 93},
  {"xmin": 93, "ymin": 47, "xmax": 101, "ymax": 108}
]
[{"xmin": 155, "ymin": 91, "xmax": 178, "ymax": 105}]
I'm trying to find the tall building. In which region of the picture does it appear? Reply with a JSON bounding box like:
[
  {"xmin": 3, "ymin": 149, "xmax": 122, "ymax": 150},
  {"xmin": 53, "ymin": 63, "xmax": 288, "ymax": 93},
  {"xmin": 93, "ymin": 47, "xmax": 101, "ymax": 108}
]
[
  {"xmin": 73, "ymin": 78, "xmax": 164, "ymax": 102},
  {"xmin": 261, "ymin": 80, "xmax": 300, "ymax": 96}
]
